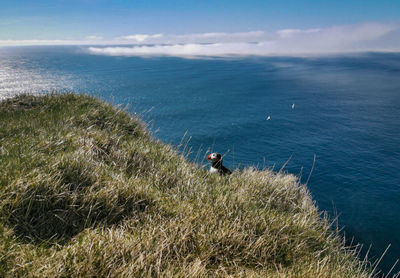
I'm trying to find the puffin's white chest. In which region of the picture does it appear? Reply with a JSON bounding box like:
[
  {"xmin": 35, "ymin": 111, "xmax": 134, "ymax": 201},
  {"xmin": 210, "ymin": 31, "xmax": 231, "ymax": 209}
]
[{"xmin": 210, "ymin": 166, "xmax": 219, "ymax": 174}]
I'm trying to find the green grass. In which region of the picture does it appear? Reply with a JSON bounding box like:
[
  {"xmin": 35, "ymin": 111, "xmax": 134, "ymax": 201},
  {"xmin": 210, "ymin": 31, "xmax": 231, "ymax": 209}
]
[{"xmin": 0, "ymin": 93, "xmax": 377, "ymax": 277}]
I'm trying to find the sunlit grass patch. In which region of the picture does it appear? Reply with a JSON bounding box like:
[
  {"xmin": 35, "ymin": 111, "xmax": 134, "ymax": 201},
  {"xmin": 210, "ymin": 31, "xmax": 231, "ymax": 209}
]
[{"xmin": 0, "ymin": 93, "xmax": 376, "ymax": 277}]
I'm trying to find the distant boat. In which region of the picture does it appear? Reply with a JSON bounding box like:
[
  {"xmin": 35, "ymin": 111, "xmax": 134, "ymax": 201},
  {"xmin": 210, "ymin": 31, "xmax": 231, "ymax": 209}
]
[
  {"xmin": 292, "ymin": 103, "xmax": 295, "ymax": 109},
  {"xmin": 266, "ymin": 115, "xmax": 271, "ymax": 120}
]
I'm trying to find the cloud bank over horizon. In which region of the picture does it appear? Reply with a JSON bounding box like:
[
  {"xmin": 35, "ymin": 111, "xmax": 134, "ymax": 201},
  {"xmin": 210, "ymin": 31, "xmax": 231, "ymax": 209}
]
[
  {"xmin": 2, "ymin": 22, "xmax": 400, "ymax": 57},
  {"xmin": 117, "ymin": 33, "xmax": 164, "ymax": 42},
  {"xmin": 87, "ymin": 23, "xmax": 400, "ymax": 57}
]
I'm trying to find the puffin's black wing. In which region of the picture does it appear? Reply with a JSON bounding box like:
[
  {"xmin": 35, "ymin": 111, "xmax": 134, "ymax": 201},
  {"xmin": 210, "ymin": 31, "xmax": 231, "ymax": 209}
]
[{"xmin": 219, "ymin": 165, "xmax": 232, "ymax": 175}]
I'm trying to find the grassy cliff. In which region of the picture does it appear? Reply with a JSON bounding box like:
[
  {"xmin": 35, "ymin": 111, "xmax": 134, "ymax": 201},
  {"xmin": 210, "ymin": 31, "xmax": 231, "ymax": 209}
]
[{"xmin": 0, "ymin": 93, "xmax": 373, "ymax": 277}]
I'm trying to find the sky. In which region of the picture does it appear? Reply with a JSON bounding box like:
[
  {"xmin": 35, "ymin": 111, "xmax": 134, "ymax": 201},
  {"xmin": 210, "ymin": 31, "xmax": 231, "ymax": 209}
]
[{"xmin": 1, "ymin": 0, "xmax": 400, "ymax": 56}]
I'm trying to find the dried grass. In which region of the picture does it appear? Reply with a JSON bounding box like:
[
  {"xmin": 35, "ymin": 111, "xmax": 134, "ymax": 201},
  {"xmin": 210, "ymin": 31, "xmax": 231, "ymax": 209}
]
[{"xmin": 0, "ymin": 93, "xmax": 382, "ymax": 277}]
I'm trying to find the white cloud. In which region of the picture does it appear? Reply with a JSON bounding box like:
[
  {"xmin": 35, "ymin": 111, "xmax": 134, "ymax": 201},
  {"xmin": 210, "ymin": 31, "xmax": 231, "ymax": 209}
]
[
  {"xmin": 2, "ymin": 22, "xmax": 399, "ymax": 56},
  {"xmin": 117, "ymin": 33, "xmax": 163, "ymax": 42},
  {"xmin": 87, "ymin": 23, "xmax": 400, "ymax": 57},
  {"xmin": 276, "ymin": 28, "xmax": 321, "ymax": 38},
  {"xmin": 0, "ymin": 39, "xmax": 82, "ymax": 46},
  {"xmin": 86, "ymin": 35, "xmax": 103, "ymax": 40},
  {"xmin": 0, "ymin": 37, "xmax": 107, "ymax": 46},
  {"xmin": 0, "ymin": 36, "xmax": 110, "ymax": 46},
  {"xmin": 170, "ymin": 31, "xmax": 271, "ymax": 45},
  {"xmin": 111, "ymin": 31, "xmax": 267, "ymax": 45},
  {"xmin": 88, "ymin": 43, "xmax": 261, "ymax": 57},
  {"xmin": 175, "ymin": 31, "xmax": 265, "ymax": 40}
]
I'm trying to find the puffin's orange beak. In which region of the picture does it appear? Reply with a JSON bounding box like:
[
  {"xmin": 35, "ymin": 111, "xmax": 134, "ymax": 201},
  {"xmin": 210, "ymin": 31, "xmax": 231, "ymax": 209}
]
[{"xmin": 206, "ymin": 154, "xmax": 211, "ymax": 160}]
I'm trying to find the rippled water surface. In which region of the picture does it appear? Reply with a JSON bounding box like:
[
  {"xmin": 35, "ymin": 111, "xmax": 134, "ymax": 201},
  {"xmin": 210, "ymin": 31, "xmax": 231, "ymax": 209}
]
[{"xmin": 1, "ymin": 46, "xmax": 400, "ymax": 273}]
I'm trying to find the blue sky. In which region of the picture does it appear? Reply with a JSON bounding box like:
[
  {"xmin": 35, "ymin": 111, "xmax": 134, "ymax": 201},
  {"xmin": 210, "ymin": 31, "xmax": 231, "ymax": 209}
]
[
  {"xmin": 1, "ymin": 0, "xmax": 400, "ymax": 55},
  {"xmin": 1, "ymin": 0, "xmax": 400, "ymax": 39}
]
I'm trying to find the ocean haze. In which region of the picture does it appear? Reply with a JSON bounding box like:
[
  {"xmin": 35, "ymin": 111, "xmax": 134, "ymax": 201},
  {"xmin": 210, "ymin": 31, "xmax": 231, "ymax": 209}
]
[
  {"xmin": 86, "ymin": 23, "xmax": 400, "ymax": 56},
  {"xmin": 1, "ymin": 46, "xmax": 400, "ymax": 274},
  {"xmin": 2, "ymin": 22, "xmax": 400, "ymax": 54}
]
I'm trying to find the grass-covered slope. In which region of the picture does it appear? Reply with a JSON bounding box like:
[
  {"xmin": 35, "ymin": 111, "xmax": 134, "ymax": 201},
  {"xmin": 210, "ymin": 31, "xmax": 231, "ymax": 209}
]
[{"xmin": 0, "ymin": 94, "xmax": 372, "ymax": 277}]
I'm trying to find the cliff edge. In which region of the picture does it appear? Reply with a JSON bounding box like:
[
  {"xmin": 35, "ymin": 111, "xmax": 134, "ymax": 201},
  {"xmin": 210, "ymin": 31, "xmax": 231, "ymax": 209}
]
[{"xmin": 0, "ymin": 93, "xmax": 372, "ymax": 277}]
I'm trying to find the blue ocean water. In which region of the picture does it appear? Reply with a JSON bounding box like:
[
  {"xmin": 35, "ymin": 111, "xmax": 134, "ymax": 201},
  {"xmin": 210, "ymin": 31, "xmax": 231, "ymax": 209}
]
[{"xmin": 1, "ymin": 46, "xmax": 400, "ymax": 274}]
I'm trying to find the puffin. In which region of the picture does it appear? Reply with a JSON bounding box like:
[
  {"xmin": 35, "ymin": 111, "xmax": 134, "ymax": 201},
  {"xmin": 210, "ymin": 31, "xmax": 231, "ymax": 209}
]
[{"xmin": 206, "ymin": 153, "xmax": 232, "ymax": 175}]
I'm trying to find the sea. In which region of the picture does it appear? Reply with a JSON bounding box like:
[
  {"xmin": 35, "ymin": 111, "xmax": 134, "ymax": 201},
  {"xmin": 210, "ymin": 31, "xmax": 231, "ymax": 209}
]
[{"xmin": 1, "ymin": 46, "xmax": 400, "ymax": 274}]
